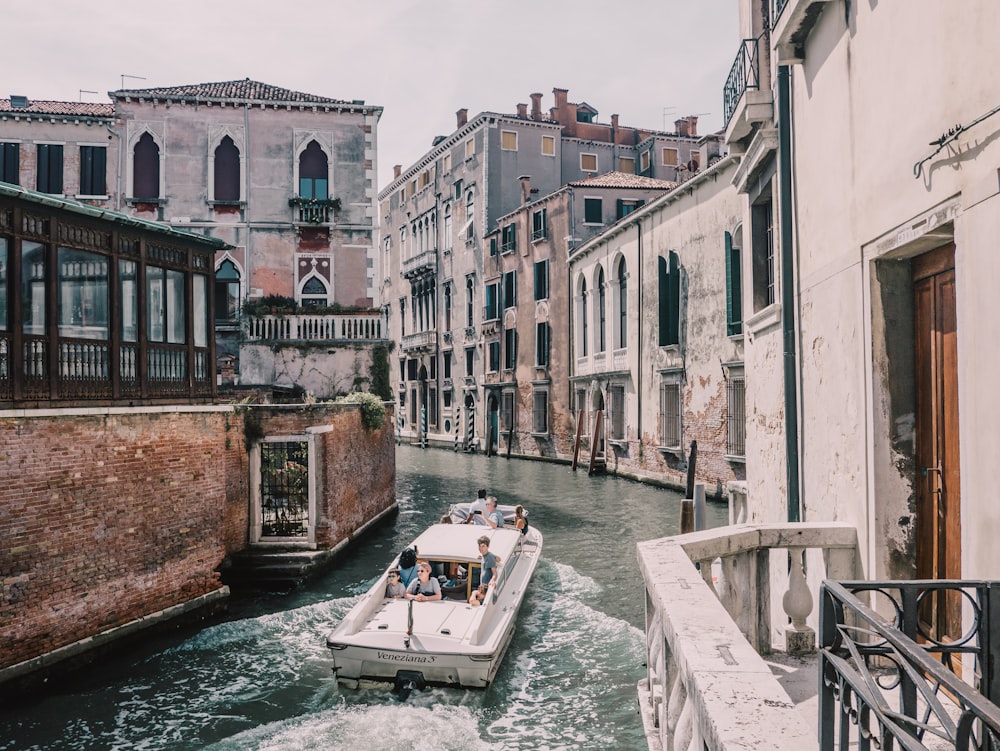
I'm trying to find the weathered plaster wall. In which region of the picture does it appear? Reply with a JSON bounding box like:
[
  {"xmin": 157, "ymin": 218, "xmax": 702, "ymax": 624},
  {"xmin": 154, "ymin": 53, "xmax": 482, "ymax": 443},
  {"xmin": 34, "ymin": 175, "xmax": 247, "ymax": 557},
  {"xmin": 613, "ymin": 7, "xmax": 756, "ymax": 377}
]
[{"xmin": 239, "ymin": 343, "xmax": 377, "ymax": 400}]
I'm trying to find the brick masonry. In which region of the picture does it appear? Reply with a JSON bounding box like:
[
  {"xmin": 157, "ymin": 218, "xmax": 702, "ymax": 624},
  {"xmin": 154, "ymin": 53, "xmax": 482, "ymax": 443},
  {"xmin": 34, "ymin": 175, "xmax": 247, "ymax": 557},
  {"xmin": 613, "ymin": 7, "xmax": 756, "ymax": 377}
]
[{"xmin": 0, "ymin": 401, "xmax": 394, "ymax": 675}]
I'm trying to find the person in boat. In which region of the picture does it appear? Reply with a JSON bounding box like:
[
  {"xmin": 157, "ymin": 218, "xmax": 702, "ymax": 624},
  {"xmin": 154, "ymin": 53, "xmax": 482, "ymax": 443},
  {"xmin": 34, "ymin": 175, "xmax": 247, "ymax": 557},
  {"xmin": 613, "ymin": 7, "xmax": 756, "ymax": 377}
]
[
  {"xmin": 465, "ymin": 488, "xmax": 488, "ymax": 525},
  {"xmin": 478, "ymin": 535, "xmax": 498, "ymax": 586},
  {"xmin": 405, "ymin": 562, "xmax": 442, "ymax": 601},
  {"xmin": 385, "ymin": 568, "xmax": 406, "ymax": 598},
  {"xmin": 469, "ymin": 583, "xmax": 489, "ymax": 607},
  {"xmin": 397, "ymin": 547, "xmax": 419, "ymax": 588},
  {"xmin": 484, "ymin": 496, "xmax": 505, "ymax": 529},
  {"xmin": 514, "ymin": 505, "xmax": 528, "ymax": 534}
]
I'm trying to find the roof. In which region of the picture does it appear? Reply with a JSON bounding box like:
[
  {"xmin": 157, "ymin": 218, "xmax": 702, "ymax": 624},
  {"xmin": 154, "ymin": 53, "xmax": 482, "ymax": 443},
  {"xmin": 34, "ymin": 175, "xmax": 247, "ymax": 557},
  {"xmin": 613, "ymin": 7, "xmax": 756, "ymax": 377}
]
[
  {"xmin": 409, "ymin": 524, "xmax": 523, "ymax": 564},
  {"xmin": 0, "ymin": 99, "xmax": 114, "ymax": 118},
  {"xmin": 110, "ymin": 78, "xmax": 370, "ymax": 109},
  {"xmin": 0, "ymin": 182, "xmax": 229, "ymax": 250},
  {"xmin": 567, "ymin": 171, "xmax": 677, "ymax": 189}
]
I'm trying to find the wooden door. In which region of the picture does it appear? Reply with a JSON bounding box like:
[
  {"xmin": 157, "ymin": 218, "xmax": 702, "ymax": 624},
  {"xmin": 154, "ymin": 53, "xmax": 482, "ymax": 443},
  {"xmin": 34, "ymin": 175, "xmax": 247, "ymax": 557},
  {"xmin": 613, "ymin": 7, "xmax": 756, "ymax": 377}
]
[{"xmin": 913, "ymin": 244, "xmax": 961, "ymax": 641}]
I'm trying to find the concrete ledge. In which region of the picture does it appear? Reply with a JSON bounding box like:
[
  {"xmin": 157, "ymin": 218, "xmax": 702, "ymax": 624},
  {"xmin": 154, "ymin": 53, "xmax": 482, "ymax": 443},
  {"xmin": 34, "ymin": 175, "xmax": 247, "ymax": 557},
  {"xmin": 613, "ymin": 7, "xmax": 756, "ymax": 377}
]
[
  {"xmin": 0, "ymin": 586, "xmax": 230, "ymax": 690},
  {"xmin": 638, "ymin": 537, "xmax": 813, "ymax": 749}
]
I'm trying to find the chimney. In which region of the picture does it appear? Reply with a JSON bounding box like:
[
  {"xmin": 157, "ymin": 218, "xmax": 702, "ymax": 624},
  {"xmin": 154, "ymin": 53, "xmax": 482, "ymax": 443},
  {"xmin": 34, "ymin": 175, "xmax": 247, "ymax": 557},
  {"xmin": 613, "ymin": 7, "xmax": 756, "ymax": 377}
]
[
  {"xmin": 530, "ymin": 92, "xmax": 543, "ymax": 120},
  {"xmin": 675, "ymin": 118, "xmax": 689, "ymax": 137},
  {"xmin": 553, "ymin": 88, "xmax": 568, "ymax": 111},
  {"xmin": 517, "ymin": 102, "xmax": 527, "ymax": 119},
  {"xmin": 456, "ymin": 108, "xmax": 468, "ymax": 128},
  {"xmin": 611, "ymin": 113, "xmax": 619, "ymax": 143},
  {"xmin": 687, "ymin": 116, "xmax": 698, "ymax": 137},
  {"xmin": 393, "ymin": 164, "xmax": 402, "ymax": 179},
  {"xmin": 518, "ymin": 175, "xmax": 532, "ymax": 205}
]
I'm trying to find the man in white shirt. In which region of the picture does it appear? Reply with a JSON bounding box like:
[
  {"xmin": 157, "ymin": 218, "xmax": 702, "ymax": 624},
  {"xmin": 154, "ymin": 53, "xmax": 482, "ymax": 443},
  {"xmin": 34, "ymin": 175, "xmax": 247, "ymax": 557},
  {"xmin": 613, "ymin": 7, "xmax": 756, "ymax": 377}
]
[{"xmin": 466, "ymin": 488, "xmax": 488, "ymax": 525}]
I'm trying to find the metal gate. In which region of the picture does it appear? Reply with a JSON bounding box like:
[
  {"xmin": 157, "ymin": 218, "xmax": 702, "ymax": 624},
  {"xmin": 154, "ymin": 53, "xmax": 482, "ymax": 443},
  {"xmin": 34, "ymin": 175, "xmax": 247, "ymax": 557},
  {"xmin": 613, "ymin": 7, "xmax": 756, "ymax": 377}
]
[{"xmin": 259, "ymin": 441, "xmax": 309, "ymax": 538}]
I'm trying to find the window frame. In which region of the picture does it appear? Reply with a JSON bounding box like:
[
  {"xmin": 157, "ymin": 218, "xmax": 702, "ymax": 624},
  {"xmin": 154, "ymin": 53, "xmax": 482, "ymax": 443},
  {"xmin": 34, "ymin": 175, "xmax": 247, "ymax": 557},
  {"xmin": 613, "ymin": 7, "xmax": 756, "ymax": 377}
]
[
  {"xmin": 531, "ymin": 207, "xmax": 547, "ymax": 242},
  {"xmin": 580, "ymin": 153, "xmax": 598, "ymax": 173},
  {"xmin": 78, "ymin": 145, "xmax": 107, "ymax": 197},
  {"xmin": 583, "ymin": 196, "xmax": 603, "ymax": 225},
  {"xmin": 659, "ymin": 379, "xmax": 682, "ymax": 450},
  {"xmin": 501, "ymin": 130, "xmax": 518, "ymax": 151},
  {"xmin": 541, "ymin": 135, "xmax": 555, "ymax": 156},
  {"xmin": 532, "ymin": 388, "xmax": 549, "ymax": 435},
  {"xmin": 36, "ymin": 143, "xmax": 64, "ymax": 195}
]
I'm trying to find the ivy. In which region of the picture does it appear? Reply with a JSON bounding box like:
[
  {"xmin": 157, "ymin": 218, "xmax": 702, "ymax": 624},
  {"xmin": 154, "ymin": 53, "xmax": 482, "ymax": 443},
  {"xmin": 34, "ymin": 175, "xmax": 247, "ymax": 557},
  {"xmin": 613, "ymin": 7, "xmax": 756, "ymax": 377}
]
[{"xmin": 339, "ymin": 391, "xmax": 386, "ymax": 431}]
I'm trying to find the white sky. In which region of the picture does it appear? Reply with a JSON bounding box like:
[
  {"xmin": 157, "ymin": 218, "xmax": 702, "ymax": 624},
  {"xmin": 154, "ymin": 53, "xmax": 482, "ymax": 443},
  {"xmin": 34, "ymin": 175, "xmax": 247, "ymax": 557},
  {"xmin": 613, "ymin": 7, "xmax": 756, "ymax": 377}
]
[{"xmin": 6, "ymin": 0, "xmax": 738, "ymax": 191}]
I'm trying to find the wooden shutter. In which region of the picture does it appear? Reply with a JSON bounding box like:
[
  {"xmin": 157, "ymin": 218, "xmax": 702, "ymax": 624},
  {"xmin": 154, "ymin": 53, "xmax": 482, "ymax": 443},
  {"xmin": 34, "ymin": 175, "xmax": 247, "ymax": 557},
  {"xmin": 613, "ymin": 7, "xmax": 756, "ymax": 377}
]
[{"xmin": 725, "ymin": 231, "xmax": 743, "ymax": 336}]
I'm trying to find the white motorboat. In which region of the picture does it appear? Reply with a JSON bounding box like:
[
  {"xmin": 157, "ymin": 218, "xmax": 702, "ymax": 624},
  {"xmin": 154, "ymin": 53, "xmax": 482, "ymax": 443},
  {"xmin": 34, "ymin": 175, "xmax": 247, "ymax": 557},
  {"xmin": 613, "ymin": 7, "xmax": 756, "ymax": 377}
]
[{"xmin": 326, "ymin": 503, "xmax": 542, "ymax": 690}]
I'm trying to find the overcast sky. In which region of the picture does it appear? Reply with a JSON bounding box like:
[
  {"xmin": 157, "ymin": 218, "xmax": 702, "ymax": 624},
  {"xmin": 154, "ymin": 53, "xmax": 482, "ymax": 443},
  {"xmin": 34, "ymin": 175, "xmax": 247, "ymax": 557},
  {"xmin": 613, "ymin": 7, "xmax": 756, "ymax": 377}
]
[{"xmin": 7, "ymin": 0, "xmax": 738, "ymax": 191}]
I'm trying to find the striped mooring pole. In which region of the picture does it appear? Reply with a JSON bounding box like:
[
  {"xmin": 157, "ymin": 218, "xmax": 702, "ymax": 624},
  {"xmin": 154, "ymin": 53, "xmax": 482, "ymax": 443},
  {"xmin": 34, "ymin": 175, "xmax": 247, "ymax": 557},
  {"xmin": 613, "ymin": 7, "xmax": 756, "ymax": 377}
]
[
  {"xmin": 454, "ymin": 411, "xmax": 460, "ymax": 451},
  {"xmin": 420, "ymin": 404, "xmax": 427, "ymax": 448},
  {"xmin": 466, "ymin": 407, "xmax": 474, "ymax": 453}
]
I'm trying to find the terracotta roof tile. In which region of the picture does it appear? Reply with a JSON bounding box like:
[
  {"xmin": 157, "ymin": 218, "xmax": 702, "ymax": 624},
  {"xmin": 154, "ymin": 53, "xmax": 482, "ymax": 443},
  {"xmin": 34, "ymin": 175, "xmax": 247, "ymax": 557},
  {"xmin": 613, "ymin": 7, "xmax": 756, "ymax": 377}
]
[
  {"xmin": 110, "ymin": 78, "xmax": 360, "ymax": 107},
  {"xmin": 568, "ymin": 171, "xmax": 676, "ymax": 189},
  {"xmin": 0, "ymin": 99, "xmax": 114, "ymax": 118}
]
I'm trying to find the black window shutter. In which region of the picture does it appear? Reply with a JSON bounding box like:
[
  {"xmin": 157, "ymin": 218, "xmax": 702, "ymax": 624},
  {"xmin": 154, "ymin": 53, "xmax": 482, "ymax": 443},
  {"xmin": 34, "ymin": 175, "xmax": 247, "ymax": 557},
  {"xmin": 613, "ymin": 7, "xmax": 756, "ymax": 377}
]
[
  {"xmin": 667, "ymin": 251, "xmax": 680, "ymax": 346},
  {"xmin": 725, "ymin": 231, "xmax": 742, "ymax": 336},
  {"xmin": 658, "ymin": 256, "xmax": 669, "ymax": 346},
  {"xmin": 616, "ymin": 198, "xmax": 624, "ymax": 219}
]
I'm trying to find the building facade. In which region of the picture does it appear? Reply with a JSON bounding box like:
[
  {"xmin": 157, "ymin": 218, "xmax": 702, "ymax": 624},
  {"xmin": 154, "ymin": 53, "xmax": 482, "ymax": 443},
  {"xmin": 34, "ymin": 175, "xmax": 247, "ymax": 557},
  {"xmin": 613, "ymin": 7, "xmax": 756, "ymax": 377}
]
[
  {"xmin": 2, "ymin": 82, "xmax": 386, "ymax": 394},
  {"xmin": 483, "ymin": 172, "xmax": 676, "ymax": 460},
  {"xmin": 381, "ymin": 87, "xmax": 703, "ymax": 448},
  {"xmin": 568, "ymin": 155, "xmax": 745, "ymax": 495}
]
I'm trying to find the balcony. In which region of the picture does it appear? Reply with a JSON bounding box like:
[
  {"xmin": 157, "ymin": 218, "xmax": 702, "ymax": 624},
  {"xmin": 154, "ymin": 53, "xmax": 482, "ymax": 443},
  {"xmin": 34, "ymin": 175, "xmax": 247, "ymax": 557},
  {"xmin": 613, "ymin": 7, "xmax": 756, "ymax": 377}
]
[
  {"xmin": 400, "ymin": 329, "xmax": 437, "ymax": 353},
  {"xmin": 638, "ymin": 522, "xmax": 1000, "ymax": 750},
  {"xmin": 289, "ymin": 196, "xmax": 341, "ymax": 225},
  {"xmin": 723, "ymin": 35, "xmax": 774, "ymax": 144},
  {"xmin": 401, "ymin": 249, "xmax": 437, "ymax": 280},
  {"xmin": 770, "ymin": 0, "xmax": 835, "ymax": 65},
  {"xmin": 243, "ymin": 312, "xmax": 383, "ymax": 343}
]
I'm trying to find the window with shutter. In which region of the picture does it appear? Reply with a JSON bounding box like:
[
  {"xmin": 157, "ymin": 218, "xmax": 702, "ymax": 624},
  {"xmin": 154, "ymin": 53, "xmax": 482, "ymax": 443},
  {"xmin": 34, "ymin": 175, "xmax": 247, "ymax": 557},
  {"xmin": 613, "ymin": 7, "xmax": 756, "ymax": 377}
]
[
  {"xmin": 79, "ymin": 146, "xmax": 106, "ymax": 196},
  {"xmin": 0, "ymin": 143, "xmax": 19, "ymax": 185},
  {"xmin": 37, "ymin": 144, "xmax": 64, "ymax": 194},
  {"xmin": 584, "ymin": 197, "xmax": 602, "ymax": 224},
  {"xmin": 725, "ymin": 231, "xmax": 743, "ymax": 335}
]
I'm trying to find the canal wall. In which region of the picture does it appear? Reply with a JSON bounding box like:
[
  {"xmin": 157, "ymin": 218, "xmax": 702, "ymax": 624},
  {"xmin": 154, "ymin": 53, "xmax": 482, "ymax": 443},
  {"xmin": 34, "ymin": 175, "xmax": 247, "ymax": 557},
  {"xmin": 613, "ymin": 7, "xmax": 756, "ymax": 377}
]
[{"xmin": 0, "ymin": 401, "xmax": 395, "ymax": 691}]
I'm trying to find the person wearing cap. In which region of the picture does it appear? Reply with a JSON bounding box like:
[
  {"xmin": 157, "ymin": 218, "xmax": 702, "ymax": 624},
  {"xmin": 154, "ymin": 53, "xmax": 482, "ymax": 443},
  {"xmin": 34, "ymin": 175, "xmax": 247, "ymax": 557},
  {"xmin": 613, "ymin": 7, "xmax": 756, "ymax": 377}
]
[
  {"xmin": 385, "ymin": 568, "xmax": 406, "ymax": 598},
  {"xmin": 405, "ymin": 562, "xmax": 442, "ymax": 601},
  {"xmin": 484, "ymin": 496, "xmax": 505, "ymax": 529}
]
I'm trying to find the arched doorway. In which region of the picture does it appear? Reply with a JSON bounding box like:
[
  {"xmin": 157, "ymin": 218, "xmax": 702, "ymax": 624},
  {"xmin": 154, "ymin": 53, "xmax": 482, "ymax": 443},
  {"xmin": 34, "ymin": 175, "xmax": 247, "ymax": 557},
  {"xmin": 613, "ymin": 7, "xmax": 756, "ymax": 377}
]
[
  {"xmin": 486, "ymin": 394, "xmax": 500, "ymax": 456},
  {"xmin": 591, "ymin": 388, "xmax": 606, "ymax": 457}
]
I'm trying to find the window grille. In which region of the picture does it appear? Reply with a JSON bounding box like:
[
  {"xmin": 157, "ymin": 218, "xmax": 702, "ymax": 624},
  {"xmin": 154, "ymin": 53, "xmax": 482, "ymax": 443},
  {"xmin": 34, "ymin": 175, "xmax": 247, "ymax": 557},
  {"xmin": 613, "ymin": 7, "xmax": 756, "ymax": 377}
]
[
  {"xmin": 260, "ymin": 441, "xmax": 309, "ymax": 538},
  {"xmin": 610, "ymin": 385, "xmax": 625, "ymax": 440},
  {"xmin": 727, "ymin": 375, "xmax": 746, "ymax": 457},
  {"xmin": 660, "ymin": 383, "xmax": 681, "ymax": 448},
  {"xmin": 533, "ymin": 389, "xmax": 548, "ymax": 434}
]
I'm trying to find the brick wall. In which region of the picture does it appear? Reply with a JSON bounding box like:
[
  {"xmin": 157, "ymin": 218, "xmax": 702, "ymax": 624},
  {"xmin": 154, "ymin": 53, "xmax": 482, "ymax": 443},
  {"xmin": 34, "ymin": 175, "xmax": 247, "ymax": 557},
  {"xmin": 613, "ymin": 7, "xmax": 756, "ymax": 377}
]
[
  {"xmin": 0, "ymin": 400, "xmax": 395, "ymax": 673},
  {"xmin": 0, "ymin": 407, "xmax": 245, "ymax": 669}
]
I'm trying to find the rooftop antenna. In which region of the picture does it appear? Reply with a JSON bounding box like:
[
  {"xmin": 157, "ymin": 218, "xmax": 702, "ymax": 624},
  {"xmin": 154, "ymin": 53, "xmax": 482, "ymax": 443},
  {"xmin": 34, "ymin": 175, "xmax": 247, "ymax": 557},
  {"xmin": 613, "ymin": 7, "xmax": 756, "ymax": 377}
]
[
  {"xmin": 120, "ymin": 74, "xmax": 146, "ymax": 90},
  {"xmin": 79, "ymin": 89, "xmax": 98, "ymax": 101},
  {"xmin": 662, "ymin": 107, "xmax": 676, "ymax": 131}
]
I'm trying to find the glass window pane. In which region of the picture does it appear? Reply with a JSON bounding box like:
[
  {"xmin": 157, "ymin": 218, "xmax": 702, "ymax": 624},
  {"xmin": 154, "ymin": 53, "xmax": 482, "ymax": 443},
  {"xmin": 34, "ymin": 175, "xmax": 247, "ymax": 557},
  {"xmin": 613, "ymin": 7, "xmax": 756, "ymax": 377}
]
[
  {"xmin": 58, "ymin": 248, "xmax": 109, "ymax": 340},
  {"xmin": 120, "ymin": 260, "xmax": 138, "ymax": 342},
  {"xmin": 147, "ymin": 266, "xmax": 165, "ymax": 342},
  {"xmin": 167, "ymin": 269, "xmax": 185, "ymax": 344},
  {"xmin": 0, "ymin": 237, "xmax": 7, "ymax": 331},
  {"xmin": 314, "ymin": 178, "xmax": 328, "ymax": 200},
  {"xmin": 193, "ymin": 273, "xmax": 207, "ymax": 347},
  {"xmin": 22, "ymin": 241, "xmax": 46, "ymax": 335}
]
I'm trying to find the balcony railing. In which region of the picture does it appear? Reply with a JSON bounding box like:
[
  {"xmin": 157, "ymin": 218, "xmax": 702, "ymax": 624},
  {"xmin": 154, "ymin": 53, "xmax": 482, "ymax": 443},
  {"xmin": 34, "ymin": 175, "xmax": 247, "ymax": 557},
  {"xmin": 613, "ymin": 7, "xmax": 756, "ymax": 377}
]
[
  {"xmin": 637, "ymin": 522, "xmax": 859, "ymax": 750},
  {"xmin": 773, "ymin": 0, "xmax": 789, "ymax": 22},
  {"xmin": 820, "ymin": 580, "xmax": 1000, "ymax": 750},
  {"xmin": 289, "ymin": 197, "xmax": 341, "ymax": 224},
  {"xmin": 243, "ymin": 313, "xmax": 383, "ymax": 342},
  {"xmin": 401, "ymin": 249, "xmax": 437, "ymax": 279},
  {"xmin": 400, "ymin": 329, "xmax": 436, "ymax": 352},
  {"xmin": 723, "ymin": 37, "xmax": 761, "ymax": 127}
]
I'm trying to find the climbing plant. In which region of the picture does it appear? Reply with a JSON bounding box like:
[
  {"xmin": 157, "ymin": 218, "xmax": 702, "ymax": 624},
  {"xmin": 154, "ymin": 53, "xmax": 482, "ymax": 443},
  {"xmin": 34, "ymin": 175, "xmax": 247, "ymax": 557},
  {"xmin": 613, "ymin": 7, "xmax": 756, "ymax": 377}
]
[
  {"xmin": 339, "ymin": 391, "xmax": 386, "ymax": 431},
  {"xmin": 369, "ymin": 344, "xmax": 392, "ymax": 401}
]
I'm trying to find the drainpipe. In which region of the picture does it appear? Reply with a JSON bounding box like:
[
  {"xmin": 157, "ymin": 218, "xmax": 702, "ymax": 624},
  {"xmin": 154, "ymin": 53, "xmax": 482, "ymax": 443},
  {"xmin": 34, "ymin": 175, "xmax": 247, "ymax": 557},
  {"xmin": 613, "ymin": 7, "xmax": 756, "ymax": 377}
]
[
  {"xmin": 636, "ymin": 218, "xmax": 643, "ymax": 459},
  {"xmin": 778, "ymin": 65, "xmax": 801, "ymax": 523}
]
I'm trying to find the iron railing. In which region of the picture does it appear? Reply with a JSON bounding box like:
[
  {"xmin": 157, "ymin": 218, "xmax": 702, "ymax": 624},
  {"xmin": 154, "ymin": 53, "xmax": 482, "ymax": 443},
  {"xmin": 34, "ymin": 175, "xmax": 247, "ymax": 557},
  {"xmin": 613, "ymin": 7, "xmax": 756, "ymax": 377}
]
[
  {"xmin": 820, "ymin": 580, "xmax": 1000, "ymax": 750},
  {"xmin": 773, "ymin": 0, "xmax": 790, "ymax": 25},
  {"xmin": 723, "ymin": 37, "xmax": 761, "ymax": 127}
]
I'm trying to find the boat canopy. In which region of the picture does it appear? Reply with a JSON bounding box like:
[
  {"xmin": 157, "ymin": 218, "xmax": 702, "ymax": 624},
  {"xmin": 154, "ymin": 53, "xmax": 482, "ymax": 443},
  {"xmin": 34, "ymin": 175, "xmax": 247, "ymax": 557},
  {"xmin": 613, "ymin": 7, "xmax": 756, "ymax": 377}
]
[{"xmin": 409, "ymin": 524, "xmax": 522, "ymax": 564}]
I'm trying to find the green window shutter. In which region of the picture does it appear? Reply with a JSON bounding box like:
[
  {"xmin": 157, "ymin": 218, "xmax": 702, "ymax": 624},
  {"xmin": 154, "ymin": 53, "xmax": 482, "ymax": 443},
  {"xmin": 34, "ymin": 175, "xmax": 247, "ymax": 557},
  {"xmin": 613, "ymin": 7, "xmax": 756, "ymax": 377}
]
[
  {"xmin": 658, "ymin": 256, "xmax": 669, "ymax": 346},
  {"xmin": 667, "ymin": 251, "xmax": 680, "ymax": 346},
  {"xmin": 725, "ymin": 231, "xmax": 743, "ymax": 336}
]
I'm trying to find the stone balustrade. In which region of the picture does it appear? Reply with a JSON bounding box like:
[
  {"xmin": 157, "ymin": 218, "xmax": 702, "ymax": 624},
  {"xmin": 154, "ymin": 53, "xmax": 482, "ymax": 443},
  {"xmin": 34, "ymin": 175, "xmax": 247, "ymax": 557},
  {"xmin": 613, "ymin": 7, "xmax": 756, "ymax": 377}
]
[
  {"xmin": 637, "ymin": 522, "xmax": 859, "ymax": 750},
  {"xmin": 243, "ymin": 313, "xmax": 383, "ymax": 343}
]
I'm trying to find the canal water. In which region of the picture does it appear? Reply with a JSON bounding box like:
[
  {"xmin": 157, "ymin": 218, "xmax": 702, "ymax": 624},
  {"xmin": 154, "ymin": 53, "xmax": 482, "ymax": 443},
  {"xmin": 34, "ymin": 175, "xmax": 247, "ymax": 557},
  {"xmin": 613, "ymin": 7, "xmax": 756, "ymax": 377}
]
[{"xmin": 0, "ymin": 445, "xmax": 727, "ymax": 751}]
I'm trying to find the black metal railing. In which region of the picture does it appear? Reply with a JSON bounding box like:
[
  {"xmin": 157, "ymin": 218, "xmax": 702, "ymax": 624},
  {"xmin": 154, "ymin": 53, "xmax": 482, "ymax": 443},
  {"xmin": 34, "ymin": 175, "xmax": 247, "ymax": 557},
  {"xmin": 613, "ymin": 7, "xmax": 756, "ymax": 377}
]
[
  {"xmin": 820, "ymin": 580, "xmax": 1000, "ymax": 750},
  {"xmin": 772, "ymin": 0, "xmax": 790, "ymax": 25},
  {"xmin": 723, "ymin": 37, "xmax": 761, "ymax": 127}
]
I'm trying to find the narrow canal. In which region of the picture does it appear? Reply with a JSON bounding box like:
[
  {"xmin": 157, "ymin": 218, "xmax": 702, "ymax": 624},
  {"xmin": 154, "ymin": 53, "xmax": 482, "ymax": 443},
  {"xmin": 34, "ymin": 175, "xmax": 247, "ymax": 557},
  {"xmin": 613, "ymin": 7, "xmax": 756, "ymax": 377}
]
[{"xmin": 0, "ymin": 445, "xmax": 727, "ymax": 751}]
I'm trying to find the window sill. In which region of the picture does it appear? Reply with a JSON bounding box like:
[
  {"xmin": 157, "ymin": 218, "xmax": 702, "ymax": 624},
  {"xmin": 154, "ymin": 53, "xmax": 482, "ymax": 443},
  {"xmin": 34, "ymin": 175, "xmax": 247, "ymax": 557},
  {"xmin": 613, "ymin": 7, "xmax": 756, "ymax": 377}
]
[
  {"xmin": 725, "ymin": 454, "xmax": 747, "ymax": 464},
  {"xmin": 746, "ymin": 302, "xmax": 781, "ymax": 336},
  {"xmin": 208, "ymin": 200, "xmax": 245, "ymax": 207},
  {"xmin": 127, "ymin": 197, "xmax": 166, "ymax": 206},
  {"xmin": 75, "ymin": 194, "xmax": 109, "ymax": 201},
  {"xmin": 657, "ymin": 444, "xmax": 684, "ymax": 456},
  {"xmin": 530, "ymin": 431, "xmax": 549, "ymax": 438},
  {"xmin": 609, "ymin": 438, "xmax": 628, "ymax": 449}
]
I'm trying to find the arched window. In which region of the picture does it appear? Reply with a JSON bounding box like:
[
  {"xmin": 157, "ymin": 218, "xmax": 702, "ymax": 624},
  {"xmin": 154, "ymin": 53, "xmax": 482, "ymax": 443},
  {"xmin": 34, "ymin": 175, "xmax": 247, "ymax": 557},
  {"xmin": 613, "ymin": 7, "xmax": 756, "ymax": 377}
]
[
  {"xmin": 300, "ymin": 276, "xmax": 329, "ymax": 308},
  {"xmin": 444, "ymin": 284, "xmax": 452, "ymax": 331},
  {"xmin": 215, "ymin": 259, "xmax": 241, "ymax": 322},
  {"xmin": 597, "ymin": 267, "xmax": 606, "ymax": 353},
  {"xmin": 579, "ymin": 277, "xmax": 589, "ymax": 357},
  {"xmin": 617, "ymin": 257, "xmax": 628, "ymax": 348},
  {"xmin": 133, "ymin": 132, "xmax": 159, "ymax": 200},
  {"xmin": 299, "ymin": 141, "xmax": 328, "ymax": 199},
  {"xmin": 466, "ymin": 278, "xmax": 474, "ymax": 326},
  {"xmin": 214, "ymin": 135, "xmax": 240, "ymax": 202}
]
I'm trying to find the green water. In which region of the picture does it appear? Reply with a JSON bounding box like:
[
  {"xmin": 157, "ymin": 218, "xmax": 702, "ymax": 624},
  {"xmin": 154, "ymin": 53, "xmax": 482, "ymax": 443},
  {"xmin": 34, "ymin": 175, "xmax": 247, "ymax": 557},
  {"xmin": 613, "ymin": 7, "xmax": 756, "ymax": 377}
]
[{"xmin": 0, "ymin": 445, "xmax": 726, "ymax": 750}]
